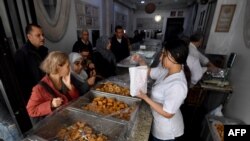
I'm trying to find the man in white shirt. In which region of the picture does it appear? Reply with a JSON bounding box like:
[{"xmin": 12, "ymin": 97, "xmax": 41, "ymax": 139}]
[
  {"xmin": 187, "ymin": 55, "xmax": 204, "ymax": 86},
  {"xmin": 189, "ymin": 32, "xmax": 218, "ymax": 72},
  {"xmin": 189, "ymin": 33, "xmax": 218, "ymax": 77}
]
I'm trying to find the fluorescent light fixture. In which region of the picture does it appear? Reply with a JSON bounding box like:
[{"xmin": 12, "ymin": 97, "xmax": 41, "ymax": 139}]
[
  {"xmin": 141, "ymin": 1, "xmax": 145, "ymax": 4},
  {"xmin": 154, "ymin": 14, "xmax": 162, "ymax": 22}
]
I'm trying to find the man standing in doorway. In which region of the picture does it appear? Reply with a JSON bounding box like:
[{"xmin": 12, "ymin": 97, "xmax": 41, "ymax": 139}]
[
  {"xmin": 14, "ymin": 23, "xmax": 48, "ymax": 104},
  {"xmin": 110, "ymin": 25, "xmax": 130, "ymax": 62}
]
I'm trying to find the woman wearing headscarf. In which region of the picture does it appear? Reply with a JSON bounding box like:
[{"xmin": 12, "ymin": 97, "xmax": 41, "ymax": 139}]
[
  {"xmin": 94, "ymin": 36, "xmax": 116, "ymax": 78},
  {"xmin": 69, "ymin": 52, "xmax": 95, "ymax": 95}
]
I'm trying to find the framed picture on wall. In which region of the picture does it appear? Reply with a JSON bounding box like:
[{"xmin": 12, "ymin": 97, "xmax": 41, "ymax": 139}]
[
  {"xmin": 177, "ymin": 11, "xmax": 183, "ymax": 17},
  {"xmin": 170, "ymin": 11, "xmax": 176, "ymax": 17},
  {"xmin": 77, "ymin": 15, "xmax": 84, "ymax": 28},
  {"xmin": 85, "ymin": 5, "xmax": 92, "ymax": 15},
  {"xmin": 85, "ymin": 16, "xmax": 92, "ymax": 27},
  {"xmin": 215, "ymin": 4, "xmax": 236, "ymax": 32}
]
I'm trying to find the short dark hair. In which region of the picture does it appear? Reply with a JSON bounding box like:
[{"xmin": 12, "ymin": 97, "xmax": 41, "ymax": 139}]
[
  {"xmin": 75, "ymin": 46, "xmax": 89, "ymax": 53},
  {"xmin": 115, "ymin": 25, "xmax": 123, "ymax": 32},
  {"xmin": 190, "ymin": 32, "xmax": 203, "ymax": 42},
  {"xmin": 25, "ymin": 23, "xmax": 41, "ymax": 35}
]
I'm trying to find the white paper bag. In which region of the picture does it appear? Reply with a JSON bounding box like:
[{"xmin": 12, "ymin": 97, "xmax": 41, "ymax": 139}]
[{"xmin": 129, "ymin": 66, "xmax": 148, "ymax": 96}]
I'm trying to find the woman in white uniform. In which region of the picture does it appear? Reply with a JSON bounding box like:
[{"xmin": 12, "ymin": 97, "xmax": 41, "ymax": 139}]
[{"xmin": 133, "ymin": 39, "xmax": 190, "ymax": 141}]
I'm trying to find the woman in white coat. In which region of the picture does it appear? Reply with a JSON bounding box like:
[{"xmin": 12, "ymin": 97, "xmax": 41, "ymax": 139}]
[{"xmin": 133, "ymin": 39, "xmax": 190, "ymax": 141}]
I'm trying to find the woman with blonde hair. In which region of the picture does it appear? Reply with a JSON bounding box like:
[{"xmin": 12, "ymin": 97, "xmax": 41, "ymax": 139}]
[{"xmin": 26, "ymin": 51, "xmax": 79, "ymax": 124}]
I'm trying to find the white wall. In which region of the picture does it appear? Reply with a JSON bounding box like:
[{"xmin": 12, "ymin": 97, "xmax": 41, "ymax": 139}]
[
  {"xmin": 43, "ymin": 0, "xmax": 102, "ymax": 53},
  {"xmin": 113, "ymin": 2, "xmax": 132, "ymax": 36},
  {"xmin": 35, "ymin": 0, "xmax": 134, "ymax": 53},
  {"xmin": 206, "ymin": 0, "xmax": 250, "ymax": 124}
]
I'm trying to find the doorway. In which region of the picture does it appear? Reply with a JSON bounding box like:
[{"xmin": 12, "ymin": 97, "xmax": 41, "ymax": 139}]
[{"xmin": 164, "ymin": 18, "xmax": 184, "ymax": 41}]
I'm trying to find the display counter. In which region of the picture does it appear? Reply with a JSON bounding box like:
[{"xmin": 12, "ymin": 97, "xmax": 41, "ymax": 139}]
[
  {"xmin": 23, "ymin": 76, "xmax": 153, "ymax": 141},
  {"xmin": 127, "ymin": 101, "xmax": 152, "ymax": 141}
]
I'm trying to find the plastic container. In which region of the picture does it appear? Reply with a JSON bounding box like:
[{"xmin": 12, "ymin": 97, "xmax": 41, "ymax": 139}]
[{"xmin": 24, "ymin": 108, "xmax": 127, "ymax": 141}]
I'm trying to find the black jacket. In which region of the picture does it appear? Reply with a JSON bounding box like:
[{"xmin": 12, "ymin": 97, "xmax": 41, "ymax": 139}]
[
  {"xmin": 14, "ymin": 41, "xmax": 48, "ymax": 104},
  {"xmin": 110, "ymin": 36, "xmax": 130, "ymax": 62},
  {"xmin": 72, "ymin": 39, "xmax": 93, "ymax": 56},
  {"xmin": 70, "ymin": 74, "xmax": 90, "ymax": 96}
]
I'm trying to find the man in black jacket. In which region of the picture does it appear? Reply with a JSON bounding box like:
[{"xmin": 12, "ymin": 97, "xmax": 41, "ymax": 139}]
[
  {"xmin": 72, "ymin": 29, "xmax": 93, "ymax": 57},
  {"xmin": 14, "ymin": 24, "xmax": 48, "ymax": 104},
  {"xmin": 110, "ymin": 25, "xmax": 130, "ymax": 62}
]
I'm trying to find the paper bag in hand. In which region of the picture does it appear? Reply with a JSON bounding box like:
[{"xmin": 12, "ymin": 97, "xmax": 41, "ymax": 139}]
[{"xmin": 129, "ymin": 66, "xmax": 148, "ymax": 96}]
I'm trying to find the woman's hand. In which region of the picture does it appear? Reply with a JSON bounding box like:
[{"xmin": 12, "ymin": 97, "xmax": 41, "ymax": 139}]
[
  {"xmin": 131, "ymin": 54, "xmax": 147, "ymax": 66},
  {"xmin": 87, "ymin": 77, "xmax": 96, "ymax": 86},
  {"xmin": 90, "ymin": 69, "xmax": 96, "ymax": 77},
  {"xmin": 51, "ymin": 97, "xmax": 63, "ymax": 108},
  {"xmin": 136, "ymin": 90, "xmax": 148, "ymax": 100},
  {"xmin": 88, "ymin": 63, "xmax": 95, "ymax": 69},
  {"xmin": 106, "ymin": 41, "xmax": 111, "ymax": 50},
  {"xmin": 62, "ymin": 72, "xmax": 73, "ymax": 90}
]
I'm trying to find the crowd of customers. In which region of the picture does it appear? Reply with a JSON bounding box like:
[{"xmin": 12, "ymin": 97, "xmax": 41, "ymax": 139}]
[{"xmin": 13, "ymin": 23, "xmax": 219, "ymax": 141}]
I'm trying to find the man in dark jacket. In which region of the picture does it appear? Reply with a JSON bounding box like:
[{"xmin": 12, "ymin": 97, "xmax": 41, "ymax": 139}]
[
  {"xmin": 72, "ymin": 29, "xmax": 93, "ymax": 57},
  {"xmin": 110, "ymin": 25, "xmax": 130, "ymax": 62},
  {"xmin": 14, "ymin": 23, "xmax": 48, "ymax": 104}
]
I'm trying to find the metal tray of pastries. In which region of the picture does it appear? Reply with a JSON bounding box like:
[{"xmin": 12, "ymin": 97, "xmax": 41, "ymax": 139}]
[
  {"xmin": 24, "ymin": 108, "xmax": 127, "ymax": 141},
  {"xmin": 68, "ymin": 91, "xmax": 141, "ymax": 123},
  {"xmin": 92, "ymin": 80, "xmax": 140, "ymax": 100}
]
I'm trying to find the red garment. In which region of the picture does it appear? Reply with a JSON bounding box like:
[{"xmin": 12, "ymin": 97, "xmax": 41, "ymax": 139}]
[{"xmin": 26, "ymin": 75, "xmax": 79, "ymax": 117}]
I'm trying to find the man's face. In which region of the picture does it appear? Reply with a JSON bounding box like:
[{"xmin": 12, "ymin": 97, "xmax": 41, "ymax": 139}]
[
  {"xmin": 81, "ymin": 31, "xmax": 89, "ymax": 42},
  {"xmin": 27, "ymin": 26, "xmax": 45, "ymax": 48},
  {"xmin": 115, "ymin": 29, "xmax": 124, "ymax": 39},
  {"xmin": 81, "ymin": 51, "xmax": 89, "ymax": 60},
  {"xmin": 197, "ymin": 38, "xmax": 203, "ymax": 48}
]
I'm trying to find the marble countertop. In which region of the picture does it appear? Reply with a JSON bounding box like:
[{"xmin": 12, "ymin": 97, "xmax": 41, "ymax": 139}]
[{"xmin": 127, "ymin": 101, "xmax": 153, "ymax": 141}]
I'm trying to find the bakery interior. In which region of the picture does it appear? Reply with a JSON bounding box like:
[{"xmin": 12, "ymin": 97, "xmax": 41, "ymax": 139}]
[{"xmin": 0, "ymin": 0, "xmax": 250, "ymax": 141}]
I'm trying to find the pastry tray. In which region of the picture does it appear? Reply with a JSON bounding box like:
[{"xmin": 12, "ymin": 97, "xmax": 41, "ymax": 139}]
[
  {"xmin": 24, "ymin": 108, "xmax": 127, "ymax": 141},
  {"xmin": 68, "ymin": 91, "xmax": 141, "ymax": 123}
]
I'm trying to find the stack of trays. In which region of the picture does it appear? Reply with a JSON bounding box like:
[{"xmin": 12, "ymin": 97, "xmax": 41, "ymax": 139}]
[{"xmin": 23, "ymin": 108, "xmax": 127, "ymax": 141}]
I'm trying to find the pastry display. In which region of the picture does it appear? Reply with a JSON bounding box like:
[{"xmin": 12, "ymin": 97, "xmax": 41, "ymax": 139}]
[
  {"xmin": 56, "ymin": 121, "xmax": 108, "ymax": 141},
  {"xmin": 95, "ymin": 82, "xmax": 130, "ymax": 97},
  {"xmin": 214, "ymin": 122, "xmax": 224, "ymax": 141},
  {"xmin": 83, "ymin": 96, "xmax": 134, "ymax": 120}
]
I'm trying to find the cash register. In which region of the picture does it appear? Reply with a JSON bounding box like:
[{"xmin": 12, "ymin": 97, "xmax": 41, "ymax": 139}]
[{"xmin": 202, "ymin": 53, "xmax": 236, "ymax": 87}]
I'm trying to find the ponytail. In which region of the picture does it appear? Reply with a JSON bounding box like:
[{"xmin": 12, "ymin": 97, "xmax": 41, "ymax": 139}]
[{"xmin": 184, "ymin": 63, "xmax": 191, "ymax": 87}]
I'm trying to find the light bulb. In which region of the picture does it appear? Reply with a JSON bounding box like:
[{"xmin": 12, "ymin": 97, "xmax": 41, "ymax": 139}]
[{"xmin": 154, "ymin": 15, "xmax": 162, "ymax": 22}]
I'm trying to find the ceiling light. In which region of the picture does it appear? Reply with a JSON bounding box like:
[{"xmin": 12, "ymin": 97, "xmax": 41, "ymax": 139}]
[
  {"xmin": 154, "ymin": 14, "xmax": 162, "ymax": 22},
  {"xmin": 141, "ymin": 1, "xmax": 145, "ymax": 4}
]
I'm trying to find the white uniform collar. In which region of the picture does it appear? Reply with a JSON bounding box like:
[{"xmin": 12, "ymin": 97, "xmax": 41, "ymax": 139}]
[{"xmin": 190, "ymin": 42, "xmax": 197, "ymax": 49}]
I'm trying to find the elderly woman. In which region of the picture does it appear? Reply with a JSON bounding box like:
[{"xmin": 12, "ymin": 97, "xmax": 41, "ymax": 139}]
[
  {"xmin": 26, "ymin": 51, "xmax": 79, "ymax": 124},
  {"xmin": 69, "ymin": 52, "xmax": 95, "ymax": 95},
  {"xmin": 94, "ymin": 36, "xmax": 116, "ymax": 78}
]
